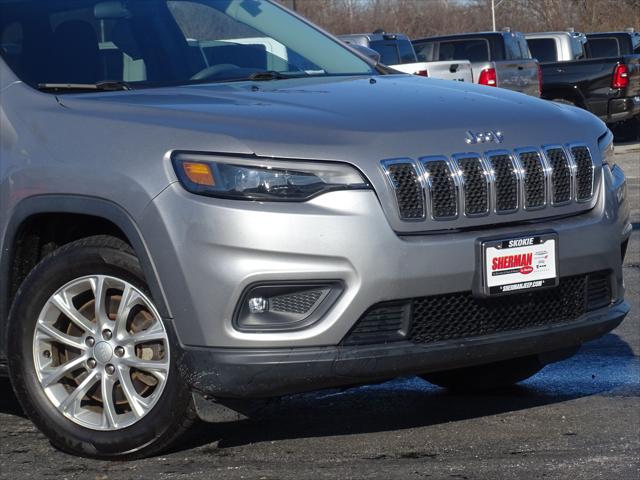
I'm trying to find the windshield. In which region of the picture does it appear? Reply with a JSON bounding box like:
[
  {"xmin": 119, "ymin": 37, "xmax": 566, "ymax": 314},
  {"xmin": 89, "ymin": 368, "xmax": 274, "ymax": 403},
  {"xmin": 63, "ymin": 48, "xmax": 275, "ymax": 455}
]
[{"xmin": 0, "ymin": 0, "xmax": 376, "ymax": 90}]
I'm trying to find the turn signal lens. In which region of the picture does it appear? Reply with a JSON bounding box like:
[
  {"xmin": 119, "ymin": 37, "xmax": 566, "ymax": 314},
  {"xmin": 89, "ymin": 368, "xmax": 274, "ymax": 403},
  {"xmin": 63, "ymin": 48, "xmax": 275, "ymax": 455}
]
[
  {"xmin": 182, "ymin": 162, "xmax": 215, "ymax": 186},
  {"xmin": 172, "ymin": 154, "xmax": 370, "ymax": 201},
  {"xmin": 479, "ymin": 67, "xmax": 497, "ymax": 87}
]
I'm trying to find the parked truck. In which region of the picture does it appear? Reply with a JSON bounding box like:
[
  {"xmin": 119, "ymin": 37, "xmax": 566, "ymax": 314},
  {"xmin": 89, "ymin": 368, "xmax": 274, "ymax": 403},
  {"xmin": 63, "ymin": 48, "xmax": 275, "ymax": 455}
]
[
  {"xmin": 339, "ymin": 32, "xmax": 473, "ymax": 82},
  {"xmin": 526, "ymin": 31, "xmax": 640, "ymax": 138},
  {"xmin": 0, "ymin": 0, "xmax": 630, "ymax": 460},
  {"xmin": 412, "ymin": 30, "xmax": 540, "ymax": 97}
]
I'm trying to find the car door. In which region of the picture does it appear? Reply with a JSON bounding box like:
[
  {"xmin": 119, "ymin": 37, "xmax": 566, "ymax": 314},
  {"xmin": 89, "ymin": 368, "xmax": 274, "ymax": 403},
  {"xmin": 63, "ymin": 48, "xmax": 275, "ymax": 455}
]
[{"xmin": 496, "ymin": 33, "xmax": 539, "ymax": 97}]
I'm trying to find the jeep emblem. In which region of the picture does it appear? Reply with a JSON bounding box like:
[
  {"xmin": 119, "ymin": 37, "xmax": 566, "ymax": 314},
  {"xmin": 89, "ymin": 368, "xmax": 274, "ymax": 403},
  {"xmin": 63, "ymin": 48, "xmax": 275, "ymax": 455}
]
[{"xmin": 465, "ymin": 130, "xmax": 504, "ymax": 145}]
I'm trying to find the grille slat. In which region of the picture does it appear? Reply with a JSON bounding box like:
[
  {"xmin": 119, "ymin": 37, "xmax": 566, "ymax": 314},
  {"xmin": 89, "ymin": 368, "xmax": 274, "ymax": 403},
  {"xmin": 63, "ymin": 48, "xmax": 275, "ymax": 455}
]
[
  {"xmin": 343, "ymin": 272, "xmax": 611, "ymax": 346},
  {"xmin": 385, "ymin": 162, "xmax": 425, "ymax": 220},
  {"xmin": 457, "ymin": 156, "xmax": 489, "ymax": 216},
  {"xmin": 546, "ymin": 148, "xmax": 572, "ymax": 204},
  {"xmin": 488, "ymin": 154, "xmax": 519, "ymax": 212},
  {"xmin": 519, "ymin": 151, "xmax": 546, "ymax": 209},
  {"xmin": 383, "ymin": 144, "xmax": 595, "ymax": 223},
  {"xmin": 422, "ymin": 159, "xmax": 458, "ymax": 219},
  {"xmin": 571, "ymin": 146, "xmax": 595, "ymax": 201}
]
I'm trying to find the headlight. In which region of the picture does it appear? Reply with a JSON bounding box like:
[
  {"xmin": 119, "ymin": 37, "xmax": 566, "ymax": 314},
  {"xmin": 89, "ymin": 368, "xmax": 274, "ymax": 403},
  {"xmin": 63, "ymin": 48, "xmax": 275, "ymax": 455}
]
[
  {"xmin": 172, "ymin": 154, "xmax": 370, "ymax": 201},
  {"xmin": 598, "ymin": 130, "xmax": 616, "ymax": 169}
]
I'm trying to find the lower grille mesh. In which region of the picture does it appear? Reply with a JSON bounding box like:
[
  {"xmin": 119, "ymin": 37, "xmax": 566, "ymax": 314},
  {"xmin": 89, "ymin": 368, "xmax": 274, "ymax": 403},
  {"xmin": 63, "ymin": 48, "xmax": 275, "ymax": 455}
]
[{"xmin": 343, "ymin": 272, "xmax": 611, "ymax": 346}]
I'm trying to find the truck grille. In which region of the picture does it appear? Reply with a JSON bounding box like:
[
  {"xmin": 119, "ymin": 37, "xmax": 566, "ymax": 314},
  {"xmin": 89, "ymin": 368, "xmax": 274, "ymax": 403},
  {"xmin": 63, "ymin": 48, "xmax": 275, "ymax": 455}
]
[
  {"xmin": 342, "ymin": 271, "xmax": 611, "ymax": 346},
  {"xmin": 382, "ymin": 144, "xmax": 595, "ymax": 223}
]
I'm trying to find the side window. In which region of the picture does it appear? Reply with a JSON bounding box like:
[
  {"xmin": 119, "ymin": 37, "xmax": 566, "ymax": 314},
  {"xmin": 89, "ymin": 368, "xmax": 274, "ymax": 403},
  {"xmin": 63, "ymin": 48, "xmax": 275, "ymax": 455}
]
[
  {"xmin": 397, "ymin": 39, "xmax": 417, "ymax": 63},
  {"xmin": 588, "ymin": 38, "xmax": 620, "ymax": 58},
  {"xmin": 369, "ymin": 40, "xmax": 400, "ymax": 65},
  {"xmin": 527, "ymin": 38, "xmax": 557, "ymax": 63},
  {"xmin": 504, "ymin": 36, "xmax": 521, "ymax": 60},
  {"xmin": 571, "ymin": 38, "xmax": 585, "ymax": 60},
  {"xmin": 517, "ymin": 36, "xmax": 532, "ymax": 59},
  {"xmin": 414, "ymin": 42, "xmax": 435, "ymax": 62},
  {"xmin": 438, "ymin": 39, "xmax": 489, "ymax": 62}
]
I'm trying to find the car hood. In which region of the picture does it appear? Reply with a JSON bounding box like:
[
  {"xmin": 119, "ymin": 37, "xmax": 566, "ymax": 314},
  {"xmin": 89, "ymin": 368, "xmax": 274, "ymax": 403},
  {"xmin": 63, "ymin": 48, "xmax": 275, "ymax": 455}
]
[{"xmin": 60, "ymin": 74, "xmax": 605, "ymax": 163}]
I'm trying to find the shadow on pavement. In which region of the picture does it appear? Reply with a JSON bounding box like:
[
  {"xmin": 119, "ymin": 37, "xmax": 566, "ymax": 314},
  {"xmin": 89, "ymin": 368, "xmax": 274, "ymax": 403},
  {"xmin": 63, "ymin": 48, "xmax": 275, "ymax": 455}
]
[
  {"xmin": 177, "ymin": 332, "xmax": 638, "ymax": 452},
  {"xmin": 1, "ymin": 333, "xmax": 636, "ymax": 455}
]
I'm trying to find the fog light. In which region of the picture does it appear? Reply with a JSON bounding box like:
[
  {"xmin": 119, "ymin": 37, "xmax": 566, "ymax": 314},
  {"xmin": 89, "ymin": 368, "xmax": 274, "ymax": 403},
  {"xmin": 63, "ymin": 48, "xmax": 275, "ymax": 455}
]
[
  {"xmin": 248, "ymin": 297, "xmax": 268, "ymax": 314},
  {"xmin": 234, "ymin": 282, "xmax": 343, "ymax": 332}
]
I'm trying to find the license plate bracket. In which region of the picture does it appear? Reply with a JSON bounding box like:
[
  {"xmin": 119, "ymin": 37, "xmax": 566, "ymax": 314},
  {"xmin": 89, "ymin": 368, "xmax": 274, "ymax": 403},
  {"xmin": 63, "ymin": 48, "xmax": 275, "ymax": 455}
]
[{"xmin": 479, "ymin": 232, "xmax": 559, "ymax": 297}]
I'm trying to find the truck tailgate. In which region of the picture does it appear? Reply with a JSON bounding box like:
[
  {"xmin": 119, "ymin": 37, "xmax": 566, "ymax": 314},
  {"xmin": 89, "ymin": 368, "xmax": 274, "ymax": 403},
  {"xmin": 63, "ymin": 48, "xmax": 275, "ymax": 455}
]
[
  {"xmin": 494, "ymin": 59, "xmax": 540, "ymax": 97},
  {"xmin": 422, "ymin": 60, "xmax": 473, "ymax": 83},
  {"xmin": 622, "ymin": 55, "xmax": 640, "ymax": 99}
]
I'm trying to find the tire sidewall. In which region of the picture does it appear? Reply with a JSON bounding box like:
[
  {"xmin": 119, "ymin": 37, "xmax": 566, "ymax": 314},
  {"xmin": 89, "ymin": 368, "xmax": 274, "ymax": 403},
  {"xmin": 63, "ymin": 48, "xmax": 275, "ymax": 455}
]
[{"xmin": 7, "ymin": 241, "xmax": 190, "ymax": 458}]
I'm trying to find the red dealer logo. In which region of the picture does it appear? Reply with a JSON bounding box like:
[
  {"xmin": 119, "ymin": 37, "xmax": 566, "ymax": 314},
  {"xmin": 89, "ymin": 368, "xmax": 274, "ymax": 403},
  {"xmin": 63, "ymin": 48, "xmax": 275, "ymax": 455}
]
[{"xmin": 492, "ymin": 253, "xmax": 533, "ymax": 274}]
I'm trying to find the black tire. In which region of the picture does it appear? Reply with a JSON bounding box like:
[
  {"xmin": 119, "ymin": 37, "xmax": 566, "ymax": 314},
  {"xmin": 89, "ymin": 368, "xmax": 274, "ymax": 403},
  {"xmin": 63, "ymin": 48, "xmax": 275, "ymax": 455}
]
[
  {"xmin": 7, "ymin": 235, "xmax": 196, "ymax": 459},
  {"xmin": 420, "ymin": 356, "xmax": 544, "ymax": 393}
]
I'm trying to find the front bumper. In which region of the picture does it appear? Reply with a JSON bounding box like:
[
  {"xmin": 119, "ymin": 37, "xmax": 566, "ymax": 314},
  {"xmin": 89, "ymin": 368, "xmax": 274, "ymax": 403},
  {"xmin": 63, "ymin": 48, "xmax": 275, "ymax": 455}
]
[
  {"xmin": 141, "ymin": 163, "xmax": 630, "ymax": 350},
  {"xmin": 181, "ymin": 301, "xmax": 628, "ymax": 398},
  {"xmin": 607, "ymin": 95, "xmax": 640, "ymax": 123}
]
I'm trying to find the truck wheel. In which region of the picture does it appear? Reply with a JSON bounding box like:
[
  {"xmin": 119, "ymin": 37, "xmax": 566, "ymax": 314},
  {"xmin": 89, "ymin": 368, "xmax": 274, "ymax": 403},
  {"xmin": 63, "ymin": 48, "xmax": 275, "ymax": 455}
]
[
  {"xmin": 420, "ymin": 356, "xmax": 544, "ymax": 392},
  {"xmin": 7, "ymin": 236, "xmax": 195, "ymax": 459}
]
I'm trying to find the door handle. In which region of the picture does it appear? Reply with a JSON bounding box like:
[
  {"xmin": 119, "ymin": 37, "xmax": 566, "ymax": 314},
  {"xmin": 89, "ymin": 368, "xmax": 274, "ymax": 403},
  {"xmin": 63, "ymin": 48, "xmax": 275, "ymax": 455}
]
[{"xmin": 517, "ymin": 66, "xmax": 524, "ymax": 70}]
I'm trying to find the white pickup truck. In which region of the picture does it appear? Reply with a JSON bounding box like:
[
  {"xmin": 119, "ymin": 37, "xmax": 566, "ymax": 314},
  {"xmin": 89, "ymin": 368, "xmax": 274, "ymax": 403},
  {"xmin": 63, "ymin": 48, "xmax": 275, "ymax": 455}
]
[{"xmin": 339, "ymin": 32, "xmax": 473, "ymax": 82}]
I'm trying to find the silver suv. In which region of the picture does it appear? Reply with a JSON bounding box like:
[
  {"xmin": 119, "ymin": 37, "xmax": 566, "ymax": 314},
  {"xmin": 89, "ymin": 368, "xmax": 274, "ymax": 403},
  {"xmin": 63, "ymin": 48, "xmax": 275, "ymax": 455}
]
[{"xmin": 0, "ymin": 0, "xmax": 631, "ymax": 459}]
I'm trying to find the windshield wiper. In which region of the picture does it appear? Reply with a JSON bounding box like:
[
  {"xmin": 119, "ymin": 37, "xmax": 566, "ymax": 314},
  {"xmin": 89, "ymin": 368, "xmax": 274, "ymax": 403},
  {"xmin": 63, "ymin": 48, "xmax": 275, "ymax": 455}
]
[
  {"xmin": 247, "ymin": 71, "xmax": 306, "ymax": 81},
  {"xmin": 37, "ymin": 80, "xmax": 132, "ymax": 92}
]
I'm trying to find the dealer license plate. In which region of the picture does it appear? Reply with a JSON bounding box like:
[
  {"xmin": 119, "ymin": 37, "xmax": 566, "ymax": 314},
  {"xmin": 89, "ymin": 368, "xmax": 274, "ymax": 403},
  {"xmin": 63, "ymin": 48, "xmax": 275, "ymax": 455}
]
[{"xmin": 482, "ymin": 233, "xmax": 558, "ymax": 296}]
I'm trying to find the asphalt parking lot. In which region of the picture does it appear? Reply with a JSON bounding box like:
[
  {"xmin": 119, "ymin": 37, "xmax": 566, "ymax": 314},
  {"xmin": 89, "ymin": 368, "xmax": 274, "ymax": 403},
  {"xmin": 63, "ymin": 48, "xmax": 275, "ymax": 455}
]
[{"xmin": 1, "ymin": 143, "xmax": 638, "ymax": 480}]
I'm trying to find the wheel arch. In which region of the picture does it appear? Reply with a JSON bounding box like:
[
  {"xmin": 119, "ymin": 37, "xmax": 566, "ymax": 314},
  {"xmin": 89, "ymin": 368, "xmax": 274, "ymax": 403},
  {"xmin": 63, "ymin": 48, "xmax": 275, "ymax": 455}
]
[{"xmin": 0, "ymin": 195, "xmax": 171, "ymax": 361}]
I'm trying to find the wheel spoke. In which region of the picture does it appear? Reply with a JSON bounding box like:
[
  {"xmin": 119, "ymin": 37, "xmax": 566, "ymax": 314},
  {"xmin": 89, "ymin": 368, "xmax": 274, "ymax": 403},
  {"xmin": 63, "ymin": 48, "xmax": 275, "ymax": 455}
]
[
  {"xmin": 124, "ymin": 321, "xmax": 166, "ymax": 345},
  {"xmin": 36, "ymin": 322, "xmax": 86, "ymax": 350},
  {"xmin": 101, "ymin": 375, "xmax": 119, "ymax": 429},
  {"xmin": 60, "ymin": 370, "xmax": 99, "ymax": 414},
  {"xmin": 117, "ymin": 365, "xmax": 151, "ymax": 418},
  {"xmin": 114, "ymin": 285, "xmax": 144, "ymax": 338},
  {"xmin": 91, "ymin": 276, "xmax": 109, "ymax": 324},
  {"xmin": 121, "ymin": 357, "xmax": 169, "ymax": 382},
  {"xmin": 40, "ymin": 355, "xmax": 87, "ymax": 388},
  {"xmin": 50, "ymin": 292, "xmax": 96, "ymax": 334}
]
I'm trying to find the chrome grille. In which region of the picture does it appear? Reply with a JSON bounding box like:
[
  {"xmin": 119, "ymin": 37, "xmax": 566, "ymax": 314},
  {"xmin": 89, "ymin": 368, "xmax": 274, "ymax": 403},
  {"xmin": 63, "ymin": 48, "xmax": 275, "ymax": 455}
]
[
  {"xmin": 488, "ymin": 153, "xmax": 518, "ymax": 213},
  {"xmin": 545, "ymin": 147, "xmax": 572, "ymax": 204},
  {"xmin": 571, "ymin": 146, "xmax": 595, "ymax": 201},
  {"xmin": 422, "ymin": 158, "xmax": 458, "ymax": 219},
  {"xmin": 518, "ymin": 151, "xmax": 546, "ymax": 209},
  {"xmin": 457, "ymin": 156, "xmax": 489, "ymax": 216},
  {"xmin": 382, "ymin": 144, "xmax": 596, "ymax": 224},
  {"xmin": 384, "ymin": 162, "xmax": 425, "ymax": 220}
]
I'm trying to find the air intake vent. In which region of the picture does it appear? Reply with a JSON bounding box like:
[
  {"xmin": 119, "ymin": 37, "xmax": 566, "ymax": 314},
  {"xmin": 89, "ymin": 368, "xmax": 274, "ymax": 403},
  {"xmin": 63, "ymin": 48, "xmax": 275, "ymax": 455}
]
[
  {"xmin": 571, "ymin": 146, "xmax": 595, "ymax": 201},
  {"xmin": 422, "ymin": 158, "xmax": 458, "ymax": 219},
  {"xmin": 456, "ymin": 156, "xmax": 489, "ymax": 216},
  {"xmin": 488, "ymin": 153, "xmax": 518, "ymax": 213},
  {"xmin": 545, "ymin": 147, "xmax": 572, "ymax": 204},
  {"xmin": 383, "ymin": 162, "xmax": 425, "ymax": 220},
  {"xmin": 519, "ymin": 151, "xmax": 546, "ymax": 209}
]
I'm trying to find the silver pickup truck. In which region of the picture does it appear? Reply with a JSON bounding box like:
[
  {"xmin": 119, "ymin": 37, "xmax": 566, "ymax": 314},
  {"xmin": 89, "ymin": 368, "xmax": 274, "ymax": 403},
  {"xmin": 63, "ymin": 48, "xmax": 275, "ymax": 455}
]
[
  {"xmin": 0, "ymin": 0, "xmax": 630, "ymax": 460},
  {"xmin": 413, "ymin": 30, "xmax": 541, "ymax": 96},
  {"xmin": 340, "ymin": 32, "xmax": 473, "ymax": 82}
]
